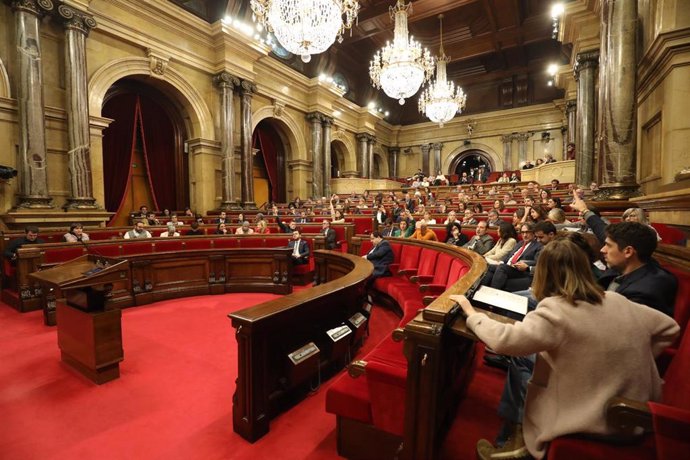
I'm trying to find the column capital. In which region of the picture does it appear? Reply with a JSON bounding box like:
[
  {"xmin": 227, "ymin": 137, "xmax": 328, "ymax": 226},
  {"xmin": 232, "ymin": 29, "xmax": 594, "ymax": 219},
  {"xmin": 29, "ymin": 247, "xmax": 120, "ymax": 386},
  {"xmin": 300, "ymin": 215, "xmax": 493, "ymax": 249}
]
[
  {"xmin": 565, "ymin": 99, "xmax": 577, "ymax": 113},
  {"xmin": 432, "ymin": 142, "xmax": 443, "ymax": 150},
  {"xmin": 574, "ymin": 50, "xmax": 599, "ymax": 79},
  {"xmin": 515, "ymin": 132, "xmax": 532, "ymax": 142},
  {"xmin": 213, "ymin": 71, "xmax": 240, "ymax": 90},
  {"xmin": 306, "ymin": 112, "xmax": 323, "ymax": 123},
  {"xmin": 388, "ymin": 147, "xmax": 400, "ymax": 155},
  {"xmin": 239, "ymin": 79, "xmax": 257, "ymax": 96},
  {"xmin": 321, "ymin": 116, "xmax": 334, "ymax": 127},
  {"xmin": 356, "ymin": 133, "xmax": 373, "ymax": 142},
  {"xmin": 500, "ymin": 134, "xmax": 513, "ymax": 143},
  {"xmin": 10, "ymin": 0, "xmax": 53, "ymax": 16},
  {"xmin": 367, "ymin": 135, "xmax": 376, "ymax": 145},
  {"xmin": 58, "ymin": 4, "xmax": 96, "ymax": 35},
  {"xmin": 419, "ymin": 143, "xmax": 432, "ymax": 154}
]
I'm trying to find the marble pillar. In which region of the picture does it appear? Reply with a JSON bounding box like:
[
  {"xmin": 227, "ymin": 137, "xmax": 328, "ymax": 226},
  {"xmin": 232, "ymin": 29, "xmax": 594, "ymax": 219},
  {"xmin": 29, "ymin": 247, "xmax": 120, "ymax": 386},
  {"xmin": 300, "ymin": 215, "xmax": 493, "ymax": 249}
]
[
  {"xmin": 565, "ymin": 100, "xmax": 577, "ymax": 160},
  {"xmin": 597, "ymin": 0, "xmax": 640, "ymax": 199},
  {"xmin": 516, "ymin": 133, "xmax": 531, "ymax": 166},
  {"xmin": 356, "ymin": 133, "xmax": 369, "ymax": 178},
  {"xmin": 431, "ymin": 143, "xmax": 442, "ymax": 175},
  {"xmin": 574, "ymin": 50, "xmax": 599, "ymax": 187},
  {"xmin": 239, "ymin": 80, "xmax": 257, "ymax": 209},
  {"xmin": 500, "ymin": 134, "xmax": 514, "ymax": 170},
  {"xmin": 59, "ymin": 4, "xmax": 98, "ymax": 209},
  {"xmin": 13, "ymin": 0, "xmax": 54, "ymax": 208},
  {"xmin": 367, "ymin": 136, "xmax": 375, "ymax": 179},
  {"xmin": 388, "ymin": 147, "xmax": 400, "ymax": 178},
  {"xmin": 321, "ymin": 116, "xmax": 333, "ymax": 196},
  {"xmin": 307, "ymin": 112, "xmax": 323, "ymax": 198},
  {"xmin": 213, "ymin": 71, "xmax": 240, "ymax": 210},
  {"xmin": 420, "ymin": 143, "xmax": 431, "ymax": 175}
]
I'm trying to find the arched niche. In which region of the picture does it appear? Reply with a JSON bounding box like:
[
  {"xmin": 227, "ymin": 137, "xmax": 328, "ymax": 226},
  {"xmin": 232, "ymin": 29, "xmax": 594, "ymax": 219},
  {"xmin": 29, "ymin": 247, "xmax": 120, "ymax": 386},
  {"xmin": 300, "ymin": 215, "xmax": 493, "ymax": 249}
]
[
  {"xmin": 443, "ymin": 142, "xmax": 501, "ymax": 174},
  {"xmin": 331, "ymin": 139, "xmax": 348, "ymax": 178},
  {"xmin": 331, "ymin": 128, "xmax": 357, "ymax": 172},
  {"xmin": 0, "ymin": 58, "xmax": 10, "ymax": 98}
]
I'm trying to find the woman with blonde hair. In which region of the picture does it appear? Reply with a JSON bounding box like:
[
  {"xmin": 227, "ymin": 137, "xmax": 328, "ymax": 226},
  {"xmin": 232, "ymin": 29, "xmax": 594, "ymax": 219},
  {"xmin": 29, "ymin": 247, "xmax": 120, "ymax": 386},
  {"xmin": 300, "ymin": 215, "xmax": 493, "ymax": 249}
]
[
  {"xmin": 622, "ymin": 207, "xmax": 660, "ymax": 240},
  {"xmin": 450, "ymin": 239, "xmax": 679, "ymax": 459}
]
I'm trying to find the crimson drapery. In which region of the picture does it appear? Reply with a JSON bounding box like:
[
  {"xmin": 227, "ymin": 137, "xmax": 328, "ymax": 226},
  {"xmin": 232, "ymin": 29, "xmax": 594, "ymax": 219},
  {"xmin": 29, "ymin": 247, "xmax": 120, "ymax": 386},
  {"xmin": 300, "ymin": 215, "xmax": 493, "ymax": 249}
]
[
  {"xmin": 102, "ymin": 93, "xmax": 138, "ymax": 218},
  {"xmin": 253, "ymin": 127, "xmax": 281, "ymax": 202},
  {"xmin": 139, "ymin": 96, "xmax": 177, "ymax": 212}
]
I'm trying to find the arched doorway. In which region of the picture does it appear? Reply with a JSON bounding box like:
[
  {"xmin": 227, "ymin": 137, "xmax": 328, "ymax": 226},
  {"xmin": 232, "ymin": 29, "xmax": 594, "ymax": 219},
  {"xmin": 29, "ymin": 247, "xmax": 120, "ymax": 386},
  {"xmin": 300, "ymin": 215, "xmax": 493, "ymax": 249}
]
[
  {"xmin": 252, "ymin": 119, "xmax": 287, "ymax": 205},
  {"xmin": 450, "ymin": 149, "xmax": 494, "ymax": 179},
  {"xmin": 102, "ymin": 78, "xmax": 189, "ymax": 226},
  {"xmin": 331, "ymin": 140, "xmax": 347, "ymax": 177}
]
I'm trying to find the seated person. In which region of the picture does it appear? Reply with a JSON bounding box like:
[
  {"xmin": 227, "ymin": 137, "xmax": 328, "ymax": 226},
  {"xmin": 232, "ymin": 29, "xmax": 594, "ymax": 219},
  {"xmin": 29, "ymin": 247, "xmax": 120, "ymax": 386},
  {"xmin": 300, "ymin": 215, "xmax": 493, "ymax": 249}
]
[
  {"xmin": 463, "ymin": 221, "xmax": 495, "ymax": 255},
  {"xmin": 480, "ymin": 222, "xmax": 541, "ymax": 292},
  {"xmin": 276, "ymin": 215, "xmax": 297, "ymax": 233},
  {"xmin": 235, "ymin": 221, "xmax": 254, "ymax": 235},
  {"xmin": 255, "ymin": 220, "xmax": 270, "ymax": 234},
  {"xmin": 159, "ymin": 224, "xmax": 180, "ymax": 237},
  {"xmin": 215, "ymin": 223, "xmax": 230, "ymax": 235},
  {"xmin": 288, "ymin": 228, "xmax": 309, "ymax": 265},
  {"xmin": 186, "ymin": 221, "xmax": 204, "ymax": 236},
  {"xmin": 486, "ymin": 210, "xmax": 502, "ymax": 228},
  {"xmin": 461, "ymin": 209, "xmax": 478, "ymax": 226},
  {"xmin": 450, "ymin": 239, "xmax": 679, "ymax": 460},
  {"xmin": 183, "ymin": 207, "xmax": 194, "ymax": 217},
  {"xmin": 380, "ymin": 218, "xmax": 396, "ymax": 238},
  {"xmin": 166, "ymin": 214, "xmax": 182, "ymax": 227},
  {"xmin": 135, "ymin": 205, "xmax": 148, "ymax": 219},
  {"xmin": 483, "ymin": 222, "xmax": 518, "ymax": 263},
  {"xmin": 124, "ymin": 220, "xmax": 152, "ymax": 239},
  {"xmin": 63, "ymin": 223, "xmax": 89, "ymax": 243},
  {"xmin": 410, "ymin": 221, "xmax": 438, "ymax": 241},
  {"xmin": 392, "ymin": 219, "xmax": 413, "ymax": 238},
  {"xmin": 4, "ymin": 226, "xmax": 44, "ymax": 263},
  {"xmin": 446, "ymin": 222, "xmax": 468, "ymax": 246},
  {"xmin": 146, "ymin": 212, "xmax": 160, "ymax": 226},
  {"xmin": 216, "ymin": 211, "xmax": 228, "ymax": 224},
  {"xmin": 362, "ymin": 231, "xmax": 393, "ymax": 278}
]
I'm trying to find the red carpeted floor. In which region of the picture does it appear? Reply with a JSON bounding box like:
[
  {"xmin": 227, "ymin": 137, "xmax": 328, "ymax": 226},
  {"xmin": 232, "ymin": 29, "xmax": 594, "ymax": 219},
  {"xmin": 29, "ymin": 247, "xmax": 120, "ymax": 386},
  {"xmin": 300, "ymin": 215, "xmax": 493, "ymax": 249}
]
[{"xmin": 0, "ymin": 294, "xmax": 505, "ymax": 460}]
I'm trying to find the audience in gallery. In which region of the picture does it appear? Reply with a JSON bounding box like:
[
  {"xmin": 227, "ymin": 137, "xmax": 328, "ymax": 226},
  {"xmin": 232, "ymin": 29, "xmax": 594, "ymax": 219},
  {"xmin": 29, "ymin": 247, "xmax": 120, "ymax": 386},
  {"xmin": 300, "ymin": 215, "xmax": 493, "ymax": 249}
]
[
  {"xmin": 215, "ymin": 222, "xmax": 229, "ymax": 235},
  {"xmin": 63, "ymin": 223, "xmax": 89, "ymax": 243},
  {"xmin": 160, "ymin": 223, "xmax": 180, "ymax": 238},
  {"xmin": 235, "ymin": 221, "xmax": 254, "ymax": 235},
  {"xmin": 446, "ymin": 222, "xmax": 469, "ymax": 247},
  {"xmin": 486, "ymin": 210, "xmax": 502, "ymax": 228}
]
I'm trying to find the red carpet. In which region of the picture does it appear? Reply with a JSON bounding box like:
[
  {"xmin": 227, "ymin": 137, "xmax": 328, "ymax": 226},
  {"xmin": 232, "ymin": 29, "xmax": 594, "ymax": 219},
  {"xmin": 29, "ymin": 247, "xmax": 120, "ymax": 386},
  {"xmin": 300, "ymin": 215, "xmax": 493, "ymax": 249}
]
[{"xmin": 0, "ymin": 293, "xmax": 400, "ymax": 460}]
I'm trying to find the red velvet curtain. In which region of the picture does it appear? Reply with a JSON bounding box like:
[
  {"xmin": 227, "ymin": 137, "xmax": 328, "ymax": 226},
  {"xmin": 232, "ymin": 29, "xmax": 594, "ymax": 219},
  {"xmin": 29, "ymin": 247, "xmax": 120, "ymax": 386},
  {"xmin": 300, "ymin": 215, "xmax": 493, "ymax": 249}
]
[
  {"xmin": 139, "ymin": 96, "xmax": 177, "ymax": 211},
  {"xmin": 102, "ymin": 93, "xmax": 138, "ymax": 217},
  {"xmin": 253, "ymin": 126, "xmax": 281, "ymax": 202}
]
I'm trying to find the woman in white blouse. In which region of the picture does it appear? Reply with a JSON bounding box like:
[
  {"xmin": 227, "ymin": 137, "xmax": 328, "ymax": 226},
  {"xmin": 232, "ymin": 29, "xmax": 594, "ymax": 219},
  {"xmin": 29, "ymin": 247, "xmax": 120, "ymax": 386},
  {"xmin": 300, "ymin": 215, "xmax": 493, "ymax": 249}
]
[{"xmin": 483, "ymin": 221, "xmax": 518, "ymax": 263}]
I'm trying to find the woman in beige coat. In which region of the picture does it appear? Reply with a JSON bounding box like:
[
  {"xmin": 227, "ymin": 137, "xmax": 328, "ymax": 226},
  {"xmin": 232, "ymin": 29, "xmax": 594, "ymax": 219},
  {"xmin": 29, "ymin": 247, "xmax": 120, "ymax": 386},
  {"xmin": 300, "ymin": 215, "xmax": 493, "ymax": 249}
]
[{"xmin": 451, "ymin": 238, "xmax": 679, "ymax": 459}]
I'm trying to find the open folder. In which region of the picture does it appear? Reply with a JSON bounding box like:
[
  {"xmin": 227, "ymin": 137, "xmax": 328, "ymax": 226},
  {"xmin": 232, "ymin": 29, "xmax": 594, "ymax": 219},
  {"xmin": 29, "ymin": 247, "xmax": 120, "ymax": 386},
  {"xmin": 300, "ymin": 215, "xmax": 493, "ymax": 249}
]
[{"xmin": 470, "ymin": 285, "xmax": 529, "ymax": 320}]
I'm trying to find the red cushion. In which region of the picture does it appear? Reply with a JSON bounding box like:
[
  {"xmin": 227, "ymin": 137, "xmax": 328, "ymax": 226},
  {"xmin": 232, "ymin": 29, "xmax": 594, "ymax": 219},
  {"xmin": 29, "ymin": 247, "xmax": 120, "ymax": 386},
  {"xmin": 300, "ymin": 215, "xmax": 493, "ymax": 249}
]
[
  {"xmin": 649, "ymin": 402, "xmax": 690, "ymax": 460},
  {"xmin": 415, "ymin": 248, "xmax": 439, "ymax": 279},
  {"xmin": 238, "ymin": 237, "xmax": 264, "ymax": 248},
  {"xmin": 366, "ymin": 359, "xmax": 408, "ymax": 436},
  {"xmin": 325, "ymin": 371, "xmax": 372, "ymax": 424},
  {"xmin": 183, "ymin": 238, "xmax": 213, "ymax": 251},
  {"xmin": 398, "ymin": 245, "xmax": 422, "ymax": 271},
  {"xmin": 43, "ymin": 247, "xmax": 84, "ymax": 265},
  {"xmin": 154, "ymin": 240, "xmax": 184, "ymax": 252},
  {"xmin": 94, "ymin": 244, "xmax": 121, "ymax": 257},
  {"xmin": 431, "ymin": 253, "xmax": 453, "ymax": 286},
  {"xmin": 365, "ymin": 336, "xmax": 407, "ymax": 369},
  {"xmin": 213, "ymin": 237, "xmax": 238, "ymax": 249},
  {"xmin": 389, "ymin": 243, "xmax": 403, "ymax": 262},
  {"xmin": 663, "ymin": 264, "xmax": 690, "ymax": 344},
  {"xmin": 120, "ymin": 242, "xmax": 154, "ymax": 256},
  {"xmin": 546, "ymin": 435, "xmax": 655, "ymax": 460},
  {"xmin": 662, "ymin": 326, "xmax": 690, "ymax": 409}
]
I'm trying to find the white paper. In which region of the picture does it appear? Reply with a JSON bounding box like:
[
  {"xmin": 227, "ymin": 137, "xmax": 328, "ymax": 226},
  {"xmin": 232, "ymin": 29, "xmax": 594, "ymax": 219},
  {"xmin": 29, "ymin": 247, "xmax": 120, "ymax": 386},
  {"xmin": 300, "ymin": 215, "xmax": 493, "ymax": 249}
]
[{"xmin": 473, "ymin": 285, "xmax": 529, "ymax": 315}]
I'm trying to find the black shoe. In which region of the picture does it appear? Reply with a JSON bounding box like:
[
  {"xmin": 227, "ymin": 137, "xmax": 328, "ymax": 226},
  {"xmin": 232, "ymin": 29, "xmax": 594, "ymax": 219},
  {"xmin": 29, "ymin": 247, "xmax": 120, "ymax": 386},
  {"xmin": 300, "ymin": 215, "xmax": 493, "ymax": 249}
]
[{"xmin": 483, "ymin": 354, "xmax": 510, "ymax": 371}]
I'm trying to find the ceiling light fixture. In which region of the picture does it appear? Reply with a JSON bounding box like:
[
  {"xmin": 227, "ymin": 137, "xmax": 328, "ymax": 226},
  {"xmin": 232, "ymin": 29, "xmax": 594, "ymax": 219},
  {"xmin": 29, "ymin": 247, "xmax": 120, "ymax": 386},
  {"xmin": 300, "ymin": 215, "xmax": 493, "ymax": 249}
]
[
  {"xmin": 418, "ymin": 14, "xmax": 466, "ymax": 127},
  {"xmin": 369, "ymin": 0, "xmax": 434, "ymax": 105},
  {"xmin": 250, "ymin": 0, "xmax": 360, "ymax": 63}
]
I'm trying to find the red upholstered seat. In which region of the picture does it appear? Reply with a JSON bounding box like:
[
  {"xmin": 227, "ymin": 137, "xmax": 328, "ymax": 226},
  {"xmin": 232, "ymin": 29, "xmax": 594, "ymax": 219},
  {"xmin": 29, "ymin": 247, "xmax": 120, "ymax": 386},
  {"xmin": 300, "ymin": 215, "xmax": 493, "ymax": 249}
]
[
  {"xmin": 388, "ymin": 242, "xmax": 403, "ymax": 262},
  {"xmin": 365, "ymin": 336, "xmax": 407, "ymax": 369},
  {"xmin": 664, "ymin": 265, "xmax": 690, "ymax": 343},
  {"xmin": 389, "ymin": 244, "xmax": 421, "ymax": 276},
  {"xmin": 359, "ymin": 239, "xmax": 374, "ymax": 256},
  {"xmin": 238, "ymin": 237, "xmax": 264, "ymax": 248},
  {"xmin": 325, "ymin": 371, "xmax": 373, "ymax": 425},
  {"xmin": 88, "ymin": 230, "xmax": 122, "ymax": 240},
  {"xmin": 264, "ymin": 237, "xmax": 289, "ymax": 248},
  {"xmin": 182, "ymin": 238, "xmax": 213, "ymax": 250},
  {"xmin": 400, "ymin": 248, "xmax": 438, "ymax": 280},
  {"xmin": 213, "ymin": 237, "xmax": 238, "ymax": 249},
  {"xmin": 120, "ymin": 242, "xmax": 154, "ymax": 256},
  {"xmin": 93, "ymin": 244, "xmax": 121, "ymax": 257},
  {"xmin": 365, "ymin": 359, "xmax": 408, "ymax": 436},
  {"xmin": 42, "ymin": 247, "xmax": 85, "ymax": 265},
  {"xmin": 154, "ymin": 240, "xmax": 185, "ymax": 252}
]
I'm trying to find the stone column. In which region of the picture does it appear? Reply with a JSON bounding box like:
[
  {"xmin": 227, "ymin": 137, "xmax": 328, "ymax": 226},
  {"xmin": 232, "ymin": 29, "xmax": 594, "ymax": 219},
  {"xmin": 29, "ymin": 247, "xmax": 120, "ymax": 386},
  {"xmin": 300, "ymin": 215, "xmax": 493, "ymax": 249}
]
[
  {"xmin": 500, "ymin": 134, "xmax": 514, "ymax": 170},
  {"xmin": 565, "ymin": 100, "xmax": 577, "ymax": 160},
  {"xmin": 516, "ymin": 133, "xmax": 531, "ymax": 166},
  {"xmin": 431, "ymin": 143, "xmax": 442, "ymax": 175},
  {"xmin": 420, "ymin": 143, "xmax": 431, "ymax": 175},
  {"xmin": 213, "ymin": 71, "xmax": 240, "ymax": 210},
  {"xmin": 13, "ymin": 0, "xmax": 54, "ymax": 208},
  {"xmin": 367, "ymin": 136, "xmax": 376, "ymax": 179},
  {"xmin": 388, "ymin": 147, "xmax": 400, "ymax": 178},
  {"xmin": 321, "ymin": 116, "xmax": 333, "ymax": 196},
  {"xmin": 307, "ymin": 112, "xmax": 323, "ymax": 198},
  {"xmin": 239, "ymin": 80, "xmax": 257, "ymax": 209},
  {"xmin": 58, "ymin": 4, "xmax": 98, "ymax": 209},
  {"xmin": 597, "ymin": 0, "xmax": 640, "ymax": 199},
  {"xmin": 574, "ymin": 50, "xmax": 599, "ymax": 187},
  {"xmin": 356, "ymin": 133, "xmax": 369, "ymax": 178}
]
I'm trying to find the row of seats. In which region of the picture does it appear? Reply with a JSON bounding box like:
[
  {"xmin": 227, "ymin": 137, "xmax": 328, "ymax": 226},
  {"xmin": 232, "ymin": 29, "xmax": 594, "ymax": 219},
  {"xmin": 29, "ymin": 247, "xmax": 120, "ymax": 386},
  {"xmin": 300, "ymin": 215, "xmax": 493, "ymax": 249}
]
[{"xmin": 326, "ymin": 239, "xmax": 480, "ymax": 441}]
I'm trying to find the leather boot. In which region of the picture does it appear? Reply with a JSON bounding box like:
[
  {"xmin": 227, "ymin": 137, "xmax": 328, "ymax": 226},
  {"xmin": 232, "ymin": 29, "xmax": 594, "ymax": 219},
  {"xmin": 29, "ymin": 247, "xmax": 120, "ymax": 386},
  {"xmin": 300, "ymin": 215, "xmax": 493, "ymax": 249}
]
[{"xmin": 476, "ymin": 423, "xmax": 531, "ymax": 460}]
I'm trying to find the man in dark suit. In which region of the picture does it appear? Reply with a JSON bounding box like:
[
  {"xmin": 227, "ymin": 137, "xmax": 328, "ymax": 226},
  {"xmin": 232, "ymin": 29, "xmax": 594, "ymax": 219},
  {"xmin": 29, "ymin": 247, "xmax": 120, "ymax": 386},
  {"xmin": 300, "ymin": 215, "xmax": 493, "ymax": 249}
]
[
  {"xmin": 288, "ymin": 229, "xmax": 309, "ymax": 265},
  {"xmin": 480, "ymin": 222, "xmax": 542, "ymax": 291},
  {"xmin": 570, "ymin": 194, "xmax": 677, "ymax": 316},
  {"xmin": 216, "ymin": 211, "xmax": 228, "ymax": 225},
  {"xmin": 321, "ymin": 220, "xmax": 337, "ymax": 250},
  {"xmin": 363, "ymin": 231, "xmax": 394, "ymax": 279}
]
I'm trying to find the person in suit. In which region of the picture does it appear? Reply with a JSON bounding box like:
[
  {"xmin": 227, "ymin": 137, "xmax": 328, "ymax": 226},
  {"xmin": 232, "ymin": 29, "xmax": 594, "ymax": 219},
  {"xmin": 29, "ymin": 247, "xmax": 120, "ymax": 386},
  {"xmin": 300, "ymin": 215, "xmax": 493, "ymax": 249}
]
[
  {"xmin": 480, "ymin": 222, "xmax": 542, "ymax": 292},
  {"xmin": 374, "ymin": 204, "xmax": 387, "ymax": 226},
  {"xmin": 321, "ymin": 219, "xmax": 337, "ymax": 250},
  {"xmin": 216, "ymin": 211, "xmax": 228, "ymax": 225},
  {"xmin": 288, "ymin": 229, "xmax": 309, "ymax": 265},
  {"xmin": 363, "ymin": 231, "xmax": 394, "ymax": 279},
  {"xmin": 463, "ymin": 221, "xmax": 495, "ymax": 255}
]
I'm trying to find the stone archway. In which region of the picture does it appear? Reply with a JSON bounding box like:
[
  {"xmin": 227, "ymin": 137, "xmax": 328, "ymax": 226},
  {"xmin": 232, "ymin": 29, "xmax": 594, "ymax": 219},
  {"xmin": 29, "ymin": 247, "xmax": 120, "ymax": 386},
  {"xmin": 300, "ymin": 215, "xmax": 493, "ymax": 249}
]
[
  {"xmin": 0, "ymin": 58, "xmax": 10, "ymax": 98},
  {"xmin": 331, "ymin": 128, "xmax": 357, "ymax": 173},
  {"xmin": 443, "ymin": 142, "xmax": 501, "ymax": 174},
  {"xmin": 331, "ymin": 139, "xmax": 348, "ymax": 178},
  {"xmin": 373, "ymin": 150, "xmax": 389, "ymax": 178}
]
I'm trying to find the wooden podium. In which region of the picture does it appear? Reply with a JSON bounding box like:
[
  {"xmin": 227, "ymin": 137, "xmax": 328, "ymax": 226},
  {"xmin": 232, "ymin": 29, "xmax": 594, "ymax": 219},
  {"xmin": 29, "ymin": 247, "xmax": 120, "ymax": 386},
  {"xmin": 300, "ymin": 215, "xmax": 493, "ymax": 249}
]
[{"xmin": 29, "ymin": 255, "xmax": 130, "ymax": 384}]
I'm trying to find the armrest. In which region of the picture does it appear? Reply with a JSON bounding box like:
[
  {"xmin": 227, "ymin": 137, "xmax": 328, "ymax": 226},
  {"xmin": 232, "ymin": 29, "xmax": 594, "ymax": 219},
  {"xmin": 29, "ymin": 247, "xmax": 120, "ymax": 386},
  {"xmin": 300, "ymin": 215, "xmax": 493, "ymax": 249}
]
[
  {"xmin": 410, "ymin": 274, "xmax": 433, "ymax": 284},
  {"xmin": 606, "ymin": 396, "xmax": 652, "ymax": 432},
  {"xmin": 419, "ymin": 283, "xmax": 446, "ymax": 294},
  {"xmin": 389, "ymin": 263, "xmax": 400, "ymax": 276},
  {"xmin": 398, "ymin": 268, "xmax": 418, "ymax": 277},
  {"xmin": 348, "ymin": 359, "xmax": 368, "ymax": 378},
  {"xmin": 422, "ymin": 296, "xmax": 437, "ymax": 306},
  {"xmin": 649, "ymin": 402, "xmax": 690, "ymax": 459}
]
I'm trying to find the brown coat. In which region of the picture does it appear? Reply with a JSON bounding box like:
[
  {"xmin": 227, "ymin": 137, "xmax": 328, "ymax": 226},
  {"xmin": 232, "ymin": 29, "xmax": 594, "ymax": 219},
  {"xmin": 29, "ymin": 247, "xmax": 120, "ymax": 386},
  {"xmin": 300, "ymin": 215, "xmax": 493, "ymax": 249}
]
[{"xmin": 466, "ymin": 292, "xmax": 679, "ymax": 459}]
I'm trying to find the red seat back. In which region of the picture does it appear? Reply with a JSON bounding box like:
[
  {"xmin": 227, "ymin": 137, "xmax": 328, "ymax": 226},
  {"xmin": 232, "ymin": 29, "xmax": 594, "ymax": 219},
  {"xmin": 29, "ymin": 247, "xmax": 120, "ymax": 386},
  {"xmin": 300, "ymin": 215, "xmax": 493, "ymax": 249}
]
[
  {"xmin": 445, "ymin": 259, "xmax": 469, "ymax": 288},
  {"xmin": 663, "ymin": 265, "xmax": 690, "ymax": 343},
  {"xmin": 431, "ymin": 253, "xmax": 453, "ymax": 285},
  {"xmin": 154, "ymin": 240, "xmax": 185, "ymax": 252},
  {"xmin": 389, "ymin": 242, "xmax": 403, "ymax": 262},
  {"xmin": 182, "ymin": 238, "xmax": 213, "ymax": 251},
  {"xmin": 398, "ymin": 245, "xmax": 422, "ymax": 271},
  {"xmin": 417, "ymin": 248, "xmax": 439, "ymax": 278},
  {"xmin": 121, "ymin": 242, "xmax": 154, "ymax": 256},
  {"xmin": 213, "ymin": 237, "xmax": 238, "ymax": 249},
  {"xmin": 662, "ymin": 327, "xmax": 690, "ymax": 410},
  {"xmin": 43, "ymin": 247, "xmax": 84, "ymax": 265},
  {"xmin": 94, "ymin": 244, "xmax": 121, "ymax": 257}
]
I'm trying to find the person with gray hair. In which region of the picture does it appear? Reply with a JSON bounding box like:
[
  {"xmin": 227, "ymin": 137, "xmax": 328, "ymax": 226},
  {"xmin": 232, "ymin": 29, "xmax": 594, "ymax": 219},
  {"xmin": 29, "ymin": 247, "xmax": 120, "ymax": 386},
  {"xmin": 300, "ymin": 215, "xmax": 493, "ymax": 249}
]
[
  {"xmin": 159, "ymin": 223, "xmax": 180, "ymax": 237},
  {"xmin": 622, "ymin": 207, "xmax": 661, "ymax": 241},
  {"xmin": 235, "ymin": 221, "xmax": 254, "ymax": 235}
]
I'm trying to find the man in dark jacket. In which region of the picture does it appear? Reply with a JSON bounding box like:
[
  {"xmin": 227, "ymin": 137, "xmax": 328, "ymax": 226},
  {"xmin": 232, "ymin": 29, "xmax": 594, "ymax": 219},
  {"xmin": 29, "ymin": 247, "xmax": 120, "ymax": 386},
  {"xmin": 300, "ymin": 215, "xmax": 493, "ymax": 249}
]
[
  {"xmin": 288, "ymin": 229, "xmax": 309, "ymax": 265},
  {"xmin": 363, "ymin": 231, "xmax": 394, "ymax": 278},
  {"xmin": 4, "ymin": 226, "xmax": 44, "ymax": 264},
  {"xmin": 321, "ymin": 220, "xmax": 337, "ymax": 250}
]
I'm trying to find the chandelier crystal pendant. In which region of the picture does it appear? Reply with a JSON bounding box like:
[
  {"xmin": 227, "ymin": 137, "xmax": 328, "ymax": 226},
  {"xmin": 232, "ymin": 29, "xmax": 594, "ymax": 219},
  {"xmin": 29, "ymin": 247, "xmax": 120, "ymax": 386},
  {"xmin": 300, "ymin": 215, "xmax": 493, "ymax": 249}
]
[
  {"xmin": 418, "ymin": 14, "xmax": 467, "ymax": 127},
  {"xmin": 369, "ymin": 0, "xmax": 434, "ymax": 105},
  {"xmin": 250, "ymin": 0, "xmax": 360, "ymax": 63}
]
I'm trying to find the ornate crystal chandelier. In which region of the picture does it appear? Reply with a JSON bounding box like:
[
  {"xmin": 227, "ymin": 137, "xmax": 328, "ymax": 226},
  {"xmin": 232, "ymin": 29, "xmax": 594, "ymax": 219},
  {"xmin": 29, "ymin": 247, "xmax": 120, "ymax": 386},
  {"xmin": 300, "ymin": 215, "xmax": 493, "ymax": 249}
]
[
  {"xmin": 250, "ymin": 0, "xmax": 360, "ymax": 63},
  {"xmin": 419, "ymin": 15, "xmax": 466, "ymax": 127},
  {"xmin": 369, "ymin": 0, "xmax": 434, "ymax": 105}
]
